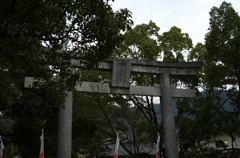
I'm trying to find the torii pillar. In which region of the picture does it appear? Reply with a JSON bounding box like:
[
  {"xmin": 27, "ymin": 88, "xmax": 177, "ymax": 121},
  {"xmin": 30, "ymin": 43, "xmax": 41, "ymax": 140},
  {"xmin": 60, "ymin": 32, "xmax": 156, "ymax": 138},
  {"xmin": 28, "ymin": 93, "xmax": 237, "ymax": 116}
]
[
  {"xmin": 57, "ymin": 90, "xmax": 72, "ymax": 158},
  {"xmin": 160, "ymin": 73, "xmax": 178, "ymax": 158}
]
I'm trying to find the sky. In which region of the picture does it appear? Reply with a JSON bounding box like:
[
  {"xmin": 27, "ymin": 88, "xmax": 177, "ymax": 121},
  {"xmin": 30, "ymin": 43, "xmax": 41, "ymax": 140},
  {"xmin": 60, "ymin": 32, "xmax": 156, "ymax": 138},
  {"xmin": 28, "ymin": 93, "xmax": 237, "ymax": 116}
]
[{"xmin": 110, "ymin": 0, "xmax": 240, "ymax": 46}]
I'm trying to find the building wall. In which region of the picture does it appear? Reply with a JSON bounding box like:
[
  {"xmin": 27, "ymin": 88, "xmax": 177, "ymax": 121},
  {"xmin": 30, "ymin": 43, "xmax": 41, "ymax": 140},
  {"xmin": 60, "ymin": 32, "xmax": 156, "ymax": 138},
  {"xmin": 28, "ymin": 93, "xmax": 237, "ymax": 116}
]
[{"xmin": 207, "ymin": 132, "xmax": 240, "ymax": 149}]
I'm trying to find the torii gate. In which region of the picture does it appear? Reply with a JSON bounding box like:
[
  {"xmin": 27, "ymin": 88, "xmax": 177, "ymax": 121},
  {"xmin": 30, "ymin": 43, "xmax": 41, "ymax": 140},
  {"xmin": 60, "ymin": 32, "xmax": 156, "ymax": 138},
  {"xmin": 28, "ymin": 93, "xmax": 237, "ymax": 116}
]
[{"xmin": 25, "ymin": 57, "xmax": 203, "ymax": 158}]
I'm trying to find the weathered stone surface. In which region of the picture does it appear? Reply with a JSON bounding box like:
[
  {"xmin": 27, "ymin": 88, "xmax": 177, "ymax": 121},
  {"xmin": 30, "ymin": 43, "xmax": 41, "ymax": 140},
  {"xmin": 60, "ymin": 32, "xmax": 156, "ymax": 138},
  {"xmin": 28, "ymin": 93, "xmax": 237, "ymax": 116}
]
[
  {"xmin": 160, "ymin": 73, "xmax": 179, "ymax": 158},
  {"xmin": 57, "ymin": 91, "xmax": 72, "ymax": 158},
  {"xmin": 71, "ymin": 57, "xmax": 203, "ymax": 76},
  {"xmin": 111, "ymin": 58, "xmax": 131, "ymax": 88},
  {"xmin": 25, "ymin": 78, "xmax": 195, "ymax": 98}
]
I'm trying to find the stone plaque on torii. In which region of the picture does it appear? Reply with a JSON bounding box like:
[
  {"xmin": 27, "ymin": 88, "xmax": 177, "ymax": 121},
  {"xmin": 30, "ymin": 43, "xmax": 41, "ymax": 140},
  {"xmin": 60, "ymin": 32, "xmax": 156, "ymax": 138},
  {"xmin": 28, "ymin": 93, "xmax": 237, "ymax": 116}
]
[{"xmin": 25, "ymin": 57, "xmax": 202, "ymax": 158}]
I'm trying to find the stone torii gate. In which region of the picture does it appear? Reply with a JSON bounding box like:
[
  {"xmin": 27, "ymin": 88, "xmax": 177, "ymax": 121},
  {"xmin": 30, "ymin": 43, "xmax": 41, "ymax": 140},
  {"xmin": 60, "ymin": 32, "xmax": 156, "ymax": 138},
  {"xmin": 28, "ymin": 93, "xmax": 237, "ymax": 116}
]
[{"xmin": 25, "ymin": 57, "xmax": 202, "ymax": 158}]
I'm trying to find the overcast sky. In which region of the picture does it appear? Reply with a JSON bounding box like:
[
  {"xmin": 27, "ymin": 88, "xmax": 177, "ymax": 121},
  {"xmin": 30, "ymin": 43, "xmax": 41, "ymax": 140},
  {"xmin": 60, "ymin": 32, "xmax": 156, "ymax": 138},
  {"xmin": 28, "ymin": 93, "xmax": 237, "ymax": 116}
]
[{"xmin": 111, "ymin": 0, "xmax": 240, "ymax": 46}]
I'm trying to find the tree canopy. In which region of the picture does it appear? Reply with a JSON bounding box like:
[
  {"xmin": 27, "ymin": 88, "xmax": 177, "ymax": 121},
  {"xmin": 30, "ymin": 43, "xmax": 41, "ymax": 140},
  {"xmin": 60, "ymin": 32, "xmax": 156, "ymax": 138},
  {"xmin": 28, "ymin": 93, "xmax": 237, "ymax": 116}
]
[
  {"xmin": 176, "ymin": 2, "xmax": 240, "ymax": 157},
  {"xmin": 0, "ymin": 0, "xmax": 133, "ymax": 115},
  {"xmin": 0, "ymin": 0, "xmax": 132, "ymax": 157},
  {"xmin": 114, "ymin": 20, "xmax": 161, "ymax": 60},
  {"xmin": 161, "ymin": 26, "xmax": 193, "ymax": 61},
  {"xmin": 205, "ymin": 1, "xmax": 240, "ymax": 94}
]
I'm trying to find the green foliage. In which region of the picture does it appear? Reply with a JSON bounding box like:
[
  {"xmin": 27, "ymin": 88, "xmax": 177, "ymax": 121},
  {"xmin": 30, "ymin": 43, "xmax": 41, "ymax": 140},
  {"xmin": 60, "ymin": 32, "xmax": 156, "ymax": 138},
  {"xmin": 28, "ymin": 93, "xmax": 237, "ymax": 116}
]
[
  {"xmin": 205, "ymin": 1, "xmax": 240, "ymax": 92},
  {"xmin": 161, "ymin": 26, "xmax": 193, "ymax": 61},
  {"xmin": 188, "ymin": 43, "xmax": 206, "ymax": 62},
  {"xmin": 176, "ymin": 89, "xmax": 240, "ymax": 157},
  {"xmin": 73, "ymin": 67, "xmax": 160, "ymax": 157},
  {"xmin": 114, "ymin": 20, "xmax": 161, "ymax": 60},
  {"xmin": 176, "ymin": 3, "xmax": 240, "ymax": 156},
  {"xmin": 0, "ymin": 0, "xmax": 133, "ymax": 110},
  {"xmin": 72, "ymin": 92, "xmax": 99, "ymax": 155},
  {"xmin": 0, "ymin": 0, "xmax": 133, "ymax": 157}
]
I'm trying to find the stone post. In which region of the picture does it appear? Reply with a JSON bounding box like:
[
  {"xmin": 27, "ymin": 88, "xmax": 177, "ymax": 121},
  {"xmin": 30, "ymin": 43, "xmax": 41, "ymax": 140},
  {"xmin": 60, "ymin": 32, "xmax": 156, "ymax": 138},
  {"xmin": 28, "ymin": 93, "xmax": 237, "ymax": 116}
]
[
  {"xmin": 57, "ymin": 90, "xmax": 73, "ymax": 158},
  {"xmin": 159, "ymin": 73, "xmax": 179, "ymax": 158}
]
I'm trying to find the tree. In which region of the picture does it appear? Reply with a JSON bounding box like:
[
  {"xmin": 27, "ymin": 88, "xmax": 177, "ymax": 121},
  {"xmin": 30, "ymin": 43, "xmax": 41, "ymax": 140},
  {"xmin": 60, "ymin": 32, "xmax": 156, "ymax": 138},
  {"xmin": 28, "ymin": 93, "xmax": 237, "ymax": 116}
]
[
  {"xmin": 0, "ymin": 0, "xmax": 133, "ymax": 157},
  {"xmin": 112, "ymin": 22, "xmax": 198, "ymax": 158},
  {"xmin": 203, "ymin": 1, "xmax": 240, "ymax": 156},
  {"xmin": 187, "ymin": 43, "xmax": 206, "ymax": 62},
  {"xmin": 161, "ymin": 26, "xmax": 192, "ymax": 61},
  {"xmin": 0, "ymin": 0, "xmax": 133, "ymax": 111},
  {"xmin": 175, "ymin": 2, "xmax": 240, "ymax": 156},
  {"xmin": 72, "ymin": 68, "xmax": 159, "ymax": 158},
  {"xmin": 111, "ymin": 21, "xmax": 164, "ymax": 157},
  {"xmin": 71, "ymin": 21, "xmax": 163, "ymax": 156},
  {"xmin": 114, "ymin": 20, "xmax": 161, "ymax": 60},
  {"xmin": 176, "ymin": 89, "xmax": 236, "ymax": 157},
  {"xmin": 205, "ymin": 1, "xmax": 240, "ymax": 101},
  {"xmin": 114, "ymin": 21, "xmax": 162, "ymax": 127}
]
